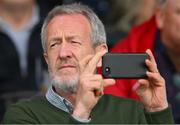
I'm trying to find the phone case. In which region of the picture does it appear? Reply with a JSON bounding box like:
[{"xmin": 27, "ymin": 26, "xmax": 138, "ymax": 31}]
[{"xmin": 102, "ymin": 53, "xmax": 149, "ymax": 79}]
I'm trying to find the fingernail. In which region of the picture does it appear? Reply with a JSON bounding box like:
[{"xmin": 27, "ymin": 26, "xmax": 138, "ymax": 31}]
[{"xmin": 132, "ymin": 82, "xmax": 140, "ymax": 91}]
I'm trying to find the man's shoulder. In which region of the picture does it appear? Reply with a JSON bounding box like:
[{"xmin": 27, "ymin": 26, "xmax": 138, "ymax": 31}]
[
  {"xmin": 5, "ymin": 94, "xmax": 46, "ymax": 112},
  {"xmin": 17, "ymin": 94, "xmax": 45, "ymax": 103},
  {"xmin": 2, "ymin": 94, "xmax": 48, "ymax": 124}
]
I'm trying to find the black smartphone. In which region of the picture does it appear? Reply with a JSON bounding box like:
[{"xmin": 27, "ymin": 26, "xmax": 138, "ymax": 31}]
[{"xmin": 102, "ymin": 53, "xmax": 149, "ymax": 79}]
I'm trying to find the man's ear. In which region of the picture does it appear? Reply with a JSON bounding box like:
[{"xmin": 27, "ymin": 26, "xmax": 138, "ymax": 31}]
[
  {"xmin": 95, "ymin": 43, "xmax": 108, "ymax": 67},
  {"xmin": 44, "ymin": 53, "xmax": 49, "ymax": 65},
  {"xmin": 155, "ymin": 9, "xmax": 165, "ymax": 29}
]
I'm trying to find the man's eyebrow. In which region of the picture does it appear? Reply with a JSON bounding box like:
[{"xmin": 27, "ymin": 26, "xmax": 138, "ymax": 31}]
[
  {"xmin": 49, "ymin": 35, "xmax": 81, "ymax": 42},
  {"xmin": 66, "ymin": 36, "xmax": 82, "ymax": 40},
  {"xmin": 49, "ymin": 37, "xmax": 62, "ymax": 42}
]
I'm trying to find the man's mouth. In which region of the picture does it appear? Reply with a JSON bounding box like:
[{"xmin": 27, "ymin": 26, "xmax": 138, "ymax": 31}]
[{"xmin": 59, "ymin": 65, "xmax": 76, "ymax": 70}]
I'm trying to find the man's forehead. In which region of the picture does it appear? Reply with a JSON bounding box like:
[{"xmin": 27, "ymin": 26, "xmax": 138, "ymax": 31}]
[
  {"xmin": 47, "ymin": 14, "xmax": 91, "ymax": 32},
  {"xmin": 49, "ymin": 13, "xmax": 90, "ymax": 26},
  {"xmin": 47, "ymin": 13, "xmax": 91, "ymax": 34}
]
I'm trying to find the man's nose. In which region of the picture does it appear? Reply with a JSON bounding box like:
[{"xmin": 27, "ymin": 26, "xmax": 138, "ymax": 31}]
[{"xmin": 58, "ymin": 42, "xmax": 72, "ymax": 58}]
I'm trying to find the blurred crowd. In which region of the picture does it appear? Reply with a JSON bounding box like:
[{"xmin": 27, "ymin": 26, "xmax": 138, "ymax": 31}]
[{"xmin": 2, "ymin": 0, "xmax": 180, "ymax": 123}]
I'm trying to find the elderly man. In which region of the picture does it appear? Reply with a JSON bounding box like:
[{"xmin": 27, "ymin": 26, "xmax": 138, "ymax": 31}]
[
  {"xmin": 3, "ymin": 3, "xmax": 174, "ymax": 124},
  {"xmin": 105, "ymin": 0, "xmax": 180, "ymax": 123}
]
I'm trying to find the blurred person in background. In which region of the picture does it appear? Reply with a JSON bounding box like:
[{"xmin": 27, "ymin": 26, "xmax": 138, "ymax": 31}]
[
  {"xmin": 104, "ymin": 0, "xmax": 156, "ymax": 48},
  {"xmin": 104, "ymin": 0, "xmax": 180, "ymax": 123},
  {"xmin": 0, "ymin": 0, "xmax": 49, "ymax": 121},
  {"xmin": 135, "ymin": 0, "xmax": 156, "ymax": 25}
]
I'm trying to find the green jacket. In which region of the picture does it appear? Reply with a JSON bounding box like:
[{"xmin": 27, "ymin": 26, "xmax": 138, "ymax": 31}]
[{"xmin": 2, "ymin": 95, "xmax": 174, "ymax": 124}]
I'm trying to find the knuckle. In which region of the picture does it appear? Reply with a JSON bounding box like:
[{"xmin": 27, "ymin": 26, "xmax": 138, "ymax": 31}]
[
  {"xmin": 161, "ymin": 77, "xmax": 165, "ymax": 83},
  {"xmin": 96, "ymin": 74, "xmax": 103, "ymax": 80},
  {"xmin": 154, "ymin": 73, "xmax": 160, "ymax": 78}
]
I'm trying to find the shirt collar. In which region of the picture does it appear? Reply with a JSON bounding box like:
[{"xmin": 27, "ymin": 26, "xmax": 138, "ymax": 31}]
[{"xmin": 46, "ymin": 86, "xmax": 74, "ymax": 114}]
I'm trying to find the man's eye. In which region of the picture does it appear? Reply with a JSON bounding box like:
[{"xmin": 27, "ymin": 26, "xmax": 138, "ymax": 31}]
[
  {"xmin": 71, "ymin": 41, "xmax": 81, "ymax": 45},
  {"xmin": 50, "ymin": 43, "xmax": 58, "ymax": 48}
]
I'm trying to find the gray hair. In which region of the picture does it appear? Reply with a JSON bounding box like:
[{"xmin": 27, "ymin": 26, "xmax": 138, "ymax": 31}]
[{"xmin": 41, "ymin": 3, "xmax": 106, "ymax": 52}]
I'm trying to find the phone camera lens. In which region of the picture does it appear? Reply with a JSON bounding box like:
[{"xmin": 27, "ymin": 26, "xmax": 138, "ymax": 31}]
[
  {"xmin": 104, "ymin": 67, "xmax": 111, "ymax": 77},
  {"xmin": 105, "ymin": 67, "xmax": 110, "ymax": 72}
]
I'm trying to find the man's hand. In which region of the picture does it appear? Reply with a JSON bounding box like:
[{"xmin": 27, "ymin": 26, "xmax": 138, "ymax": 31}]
[
  {"xmin": 133, "ymin": 49, "xmax": 168, "ymax": 112},
  {"xmin": 72, "ymin": 50, "xmax": 115, "ymax": 119}
]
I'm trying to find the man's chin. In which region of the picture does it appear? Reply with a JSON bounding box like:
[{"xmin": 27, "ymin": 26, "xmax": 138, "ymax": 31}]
[
  {"xmin": 51, "ymin": 73, "xmax": 79, "ymax": 93},
  {"xmin": 59, "ymin": 74, "xmax": 77, "ymax": 81}
]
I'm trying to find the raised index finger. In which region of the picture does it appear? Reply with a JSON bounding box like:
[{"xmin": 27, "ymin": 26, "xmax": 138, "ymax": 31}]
[
  {"xmin": 84, "ymin": 50, "xmax": 107, "ymax": 74},
  {"xmin": 79, "ymin": 55, "xmax": 94, "ymax": 73}
]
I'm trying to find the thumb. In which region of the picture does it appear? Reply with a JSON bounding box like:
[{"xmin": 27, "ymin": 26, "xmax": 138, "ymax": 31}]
[
  {"xmin": 133, "ymin": 79, "xmax": 149, "ymax": 96},
  {"xmin": 103, "ymin": 79, "xmax": 115, "ymax": 88}
]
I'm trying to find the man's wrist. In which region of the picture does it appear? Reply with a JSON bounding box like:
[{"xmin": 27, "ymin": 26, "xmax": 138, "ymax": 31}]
[
  {"xmin": 71, "ymin": 114, "xmax": 91, "ymax": 123},
  {"xmin": 145, "ymin": 102, "xmax": 168, "ymax": 112},
  {"xmin": 72, "ymin": 106, "xmax": 91, "ymax": 120}
]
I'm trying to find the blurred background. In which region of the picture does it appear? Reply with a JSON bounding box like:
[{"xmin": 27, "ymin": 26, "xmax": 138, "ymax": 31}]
[{"xmin": 0, "ymin": 0, "xmax": 156, "ymax": 121}]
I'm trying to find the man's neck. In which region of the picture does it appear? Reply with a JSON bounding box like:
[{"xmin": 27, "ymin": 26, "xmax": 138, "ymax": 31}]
[{"xmin": 55, "ymin": 87, "xmax": 76, "ymax": 106}]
